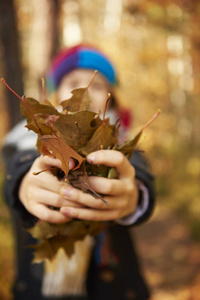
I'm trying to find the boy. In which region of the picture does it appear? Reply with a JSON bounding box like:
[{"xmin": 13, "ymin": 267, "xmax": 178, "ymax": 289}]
[{"xmin": 3, "ymin": 44, "xmax": 155, "ymax": 300}]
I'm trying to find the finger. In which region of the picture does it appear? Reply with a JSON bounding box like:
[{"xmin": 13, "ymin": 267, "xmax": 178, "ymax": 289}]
[
  {"xmin": 37, "ymin": 155, "xmax": 62, "ymax": 169},
  {"xmin": 87, "ymin": 150, "xmax": 135, "ymax": 179},
  {"xmin": 32, "ymin": 203, "xmax": 71, "ymax": 223},
  {"xmin": 37, "ymin": 155, "xmax": 76, "ymax": 172},
  {"xmin": 31, "ymin": 159, "xmax": 74, "ymax": 194},
  {"xmin": 36, "ymin": 189, "xmax": 82, "ymax": 208},
  {"xmin": 60, "ymin": 206, "xmax": 119, "ymax": 221},
  {"xmin": 87, "ymin": 176, "xmax": 126, "ymax": 196},
  {"xmin": 60, "ymin": 186, "xmax": 109, "ymax": 209},
  {"xmin": 30, "ymin": 171, "xmax": 67, "ymax": 194}
]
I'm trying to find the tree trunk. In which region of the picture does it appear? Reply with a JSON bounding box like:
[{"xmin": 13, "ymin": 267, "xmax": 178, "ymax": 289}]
[
  {"xmin": 50, "ymin": 0, "xmax": 60, "ymax": 58},
  {"xmin": 0, "ymin": 0, "xmax": 23, "ymax": 129},
  {"xmin": 27, "ymin": 0, "xmax": 60, "ymax": 100}
]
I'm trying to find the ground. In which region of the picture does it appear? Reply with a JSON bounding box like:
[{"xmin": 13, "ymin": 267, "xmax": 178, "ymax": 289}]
[
  {"xmin": 133, "ymin": 202, "xmax": 200, "ymax": 300},
  {"xmin": 1, "ymin": 196, "xmax": 200, "ymax": 299}
]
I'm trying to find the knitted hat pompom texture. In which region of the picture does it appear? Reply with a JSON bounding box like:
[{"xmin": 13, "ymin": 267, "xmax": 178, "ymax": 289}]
[{"xmin": 46, "ymin": 44, "xmax": 118, "ymax": 94}]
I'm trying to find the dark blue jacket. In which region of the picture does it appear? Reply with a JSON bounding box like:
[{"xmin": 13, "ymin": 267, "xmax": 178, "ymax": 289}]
[{"xmin": 2, "ymin": 139, "xmax": 155, "ymax": 300}]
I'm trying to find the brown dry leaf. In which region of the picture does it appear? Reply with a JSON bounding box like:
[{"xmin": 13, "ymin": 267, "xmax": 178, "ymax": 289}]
[
  {"xmin": 20, "ymin": 97, "xmax": 60, "ymax": 127},
  {"xmin": 79, "ymin": 124, "xmax": 118, "ymax": 156},
  {"xmin": 20, "ymin": 97, "xmax": 60, "ymax": 117},
  {"xmin": 61, "ymin": 88, "xmax": 91, "ymax": 112},
  {"xmin": 39, "ymin": 135, "xmax": 85, "ymax": 176},
  {"xmin": 116, "ymin": 110, "xmax": 161, "ymax": 158},
  {"xmin": 0, "ymin": 78, "xmax": 160, "ymax": 261},
  {"xmin": 31, "ymin": 236, "xmax": 76, "ymax": 262},
  {"xmin": 26, "ymin": 114, "xmax": 60, "ymax": 136},
  {"xmin": 55, "ymin": 111, "xmax": 102, "ymax": 150},
  {"xmin": 30, "ymin": 220, "xmax": 107, "ymax": 261},
  {"xmin": 116, "ymin": 130, "xmax": 143, "ymax": 158},
  {"xmin": 29, "ymin": 219, "xmax": 106, "ymax": 241},
  {"xmin": 28, "ymin": 221, "xmax": 67, "ymax": 240}
]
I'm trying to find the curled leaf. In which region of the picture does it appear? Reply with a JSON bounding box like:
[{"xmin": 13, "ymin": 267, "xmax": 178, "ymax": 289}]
[
  {"xmin": 1, "ymin": 78, "xmax": 160, "ymax": 261},
  {"xmin": 116, "ymin": 110, "xmax": 161, "ymax": 158},
  {"xmin": 39, "ymin": 135, "xmax": 85, "ymax": 176}
]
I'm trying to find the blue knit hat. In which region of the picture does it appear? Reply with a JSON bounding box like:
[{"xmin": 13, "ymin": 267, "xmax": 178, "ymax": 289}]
[{"xmin": 46, "ymin": 44, "xmax": 118, "ymax": 94}]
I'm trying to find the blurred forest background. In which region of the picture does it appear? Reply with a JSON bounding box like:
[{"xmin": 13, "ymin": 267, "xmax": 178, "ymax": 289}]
[{"xmin": 0, "ymin": 0, "xmax": 200, "ymax": 299}]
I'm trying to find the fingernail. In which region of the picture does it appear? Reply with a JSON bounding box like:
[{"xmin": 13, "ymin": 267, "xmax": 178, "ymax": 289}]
[
  {"xmin": 87, "ymin": 154, "xmax": 95, "ymax": 164},
  {"xmin": 62, "ymin": 188, "xmax": 72, "ymax": 198}
]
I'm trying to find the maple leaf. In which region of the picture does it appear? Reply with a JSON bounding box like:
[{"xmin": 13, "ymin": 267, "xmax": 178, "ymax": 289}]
[
  {"xmin": 26, "ymin": 114, "xmax": 60, "ymax": 137},
  {"xmin": 39, "ymin": 135, "xmax": 85, "ymax": 176},
  {"xmin": 1, "ymin": 78, "xmax": 160, "ymax": 262},
  {"xmin": 61, "ymin": 88, "xmax": 91, "ymax": 112},
  {"xmin": 60, "ymin": 70, "xmax": 98, "ymax": 113},
  {"xmin": 29, "ymin": 219, "xmax": 107, "ymax": 261},
  {"xmin": 30, "ymin": 236, "xmax": 76, "ymax": 263},
  {"xmin": 79, "ymin": 124, "xmax": 118, "ymax": 156},
  {"xmin": 29, "ymin": 219, "xmax": 106, "ymax": 241},
  {"xmin": 54, "ymin": 111, "xmax": 102, "ymax": 150},
  {"xmin": 116, "ymin": 110, "xmax": 161, "ymax": 158},
  {"xmin": 20, "ymin": 97, "xmax": 60, "ymax": 120},
  {"xmin": 20, "ymin": 97, "xmax": 61, "ymax": 135}
]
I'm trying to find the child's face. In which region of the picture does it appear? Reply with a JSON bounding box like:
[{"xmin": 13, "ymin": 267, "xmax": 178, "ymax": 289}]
[{"xmin": 57, "ymin": 69, "xmax": 110, "ymax": 113}]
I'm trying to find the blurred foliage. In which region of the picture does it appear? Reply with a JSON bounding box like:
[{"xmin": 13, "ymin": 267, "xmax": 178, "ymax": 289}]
[
  {"xmin": 0, "ymin": 173, "xmax": 14, "ymax": 300},
  {"xmin": 0, "ymin": 0, "xmax": 200, "ymax": 299}
]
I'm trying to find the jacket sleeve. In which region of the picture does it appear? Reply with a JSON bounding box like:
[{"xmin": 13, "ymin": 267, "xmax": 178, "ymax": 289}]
[
  {"xmin": 2, "ymin": 145, "xmax": 38, "ymax": 228},
  {"xmin": 130, "ymin": 151, "xmax": 156, "ymax": 225},
  {"xmin": 2, "ymin": 147, "xmax": 155, "ymax": 229},
  {"xmin": 116, "ymin": 150, "xmax": 156, "ymax": 227},
  {"xmin": 2, "ymin": 120, "xmax": 155, "ymax": 228}
]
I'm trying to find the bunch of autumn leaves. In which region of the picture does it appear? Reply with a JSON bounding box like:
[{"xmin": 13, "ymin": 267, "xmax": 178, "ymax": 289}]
[{"xmin": 1, "ymin": 77, "xmax": 159, "ymax": 262}]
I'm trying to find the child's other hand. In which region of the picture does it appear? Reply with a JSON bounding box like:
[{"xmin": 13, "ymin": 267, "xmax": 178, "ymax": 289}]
[
  {"xmin": 60, "ymin": 150, "xmax": 138, "ymax": 221},
  {"xmin": 19, "ymin": 155, "xmax": 83, "ymax": 223}
]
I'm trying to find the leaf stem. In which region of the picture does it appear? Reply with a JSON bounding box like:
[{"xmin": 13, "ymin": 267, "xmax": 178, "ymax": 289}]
[
  {"xmin": 1, "ymin": 78, "xmax": 22, "ymax": 101},
  {"xmin": 33, "ymin": 166, "xmax": 58, "ymax": 176},
  {"xmin": 103, "ymin": 93, "xmax": 111, "ymax": 122},
  {"xmin": 142, "ymin": 109, "xmax": 161, "ymax": 131},
  {"xmin": 1, "ymin": 78, "xmax": 43, "ymax": 135},
  {"xmin": 42, "ymin": 78, "xmax": 47, "ymax": 102},
  {"xmin": 79, "ymin": 70, "xmax": 98, "ymax": 107},
  {"xmin": 101, "ymin": 93, "xmax": 111, "ymax": 149},
  {"xmin": 21, "ymin": 95, "xmax": 43, "ymax": 135},
  {"xmin": 88, "ymin": 70, "xmax": 98, "ymax": 89},
  {"xmin": 71, "ymin": 172, "xmax": 109, "ymax": 206}
]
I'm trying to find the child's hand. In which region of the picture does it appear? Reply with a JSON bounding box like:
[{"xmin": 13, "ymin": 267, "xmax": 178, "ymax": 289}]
[
  {"xmin": 19, "ymin": 155, "xmax": 83, "ymax": 223},
  {"xmin": 60, "ymin": 150, "xmax": 138, "ymax": 221}
]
